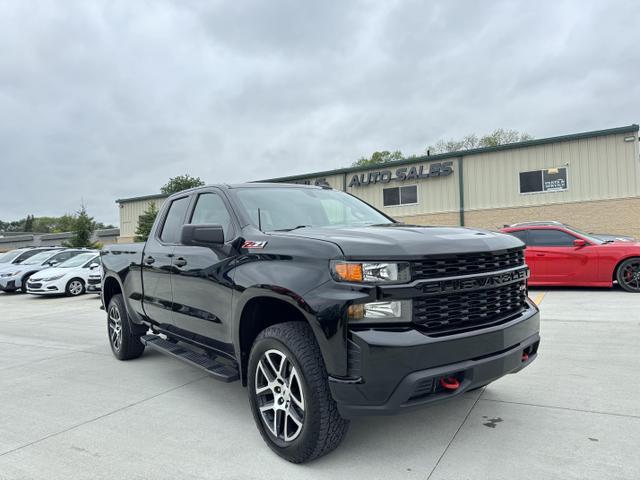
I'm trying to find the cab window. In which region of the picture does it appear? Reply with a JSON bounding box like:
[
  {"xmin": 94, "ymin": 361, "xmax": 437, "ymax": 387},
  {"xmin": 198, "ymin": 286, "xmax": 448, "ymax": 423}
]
[
  {"xmin": 160, "ymin": 196, "xmax": 190, "ymax": 244},
  {"xmin": 527, "ymin": 229, "xmax": 576, "ymax": 247},
  {"xmin": 190, "ymin": 193, "xmax": 233, "ymax": 241}
]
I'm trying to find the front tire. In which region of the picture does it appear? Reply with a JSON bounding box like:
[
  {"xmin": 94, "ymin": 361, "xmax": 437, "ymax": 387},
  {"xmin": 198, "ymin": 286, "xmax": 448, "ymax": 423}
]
[
  {"xmin": 616, "ymin": 257, "xmax": 640, "ymax": 292},
  {"xmin": 20, "ymin": 274, "xmax": 32, "ymax": 293},
  {"xmin": 66, "ymin": 278, "xmax": 85, "ymax": 296},
  {"xmin": 107, "ymin": 293, "xmax": 146, "ymax": 360},
  {"xmin": 247, "ymin": 322, "xmax": 349, "ymax": 463}
]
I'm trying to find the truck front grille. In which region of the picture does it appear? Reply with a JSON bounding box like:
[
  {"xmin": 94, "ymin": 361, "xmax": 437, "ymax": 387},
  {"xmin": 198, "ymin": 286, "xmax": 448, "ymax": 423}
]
[
  {"xmin": 411, "ymin": 248, "xmax": 524, "ymax": 280},
  {"xmin": 413, "ymin": 280, "xmax": 528, "ymax": 335}
]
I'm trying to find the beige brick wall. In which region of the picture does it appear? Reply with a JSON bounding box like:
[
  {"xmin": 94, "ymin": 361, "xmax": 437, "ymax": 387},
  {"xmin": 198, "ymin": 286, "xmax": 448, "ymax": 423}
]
[
  {"xmin": 395, "ymin": 211, "xmax": 460, "ymax": 227},
  {"xmin": 393, "ymin": 197, "xmax": 640, "ymax": 239},
  {"xmin": 465, "ymin": 196, "xmax": 640, "ymax": 238}
]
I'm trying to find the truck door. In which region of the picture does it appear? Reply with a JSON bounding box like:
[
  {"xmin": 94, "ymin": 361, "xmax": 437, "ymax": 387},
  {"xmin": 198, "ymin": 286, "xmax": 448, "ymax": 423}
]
[
  {"xmin": 169, "ymin": 189, "xmax": 238, "ymax": 352},
  {"xmin": 141, "ymin": 195, "xmax": 190, "ymax": 328}
]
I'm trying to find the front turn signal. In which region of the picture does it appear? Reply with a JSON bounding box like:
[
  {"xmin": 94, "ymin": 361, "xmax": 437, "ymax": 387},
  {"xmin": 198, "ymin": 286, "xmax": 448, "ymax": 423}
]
[{"xmin": 333, "ymin": 262, "xmax": 364, "ymax": 282}]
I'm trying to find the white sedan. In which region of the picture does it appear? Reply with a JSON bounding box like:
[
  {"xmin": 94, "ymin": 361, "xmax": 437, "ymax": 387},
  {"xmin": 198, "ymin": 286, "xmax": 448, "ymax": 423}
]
[{"xmin": 26, "ymin": 252, "xmax": 101, "ymax": 296}]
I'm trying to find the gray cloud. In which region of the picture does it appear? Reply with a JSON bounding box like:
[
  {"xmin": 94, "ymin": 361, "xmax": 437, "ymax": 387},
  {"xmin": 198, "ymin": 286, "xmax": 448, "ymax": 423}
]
[{"xmin": 0, "ymin": 0, "xmax": 638, "ymax": 225}]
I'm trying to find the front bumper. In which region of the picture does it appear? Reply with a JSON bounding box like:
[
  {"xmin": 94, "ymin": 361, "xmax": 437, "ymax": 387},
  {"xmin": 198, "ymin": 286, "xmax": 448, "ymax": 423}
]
[
  {"xmin": 0, "ymin": 278, "xmax": 18, "ymax": 291},
  {"xmin": 26, "ymin": 280, "xmax": 61, "ymax": 295},
  {"xmin": 329, "ymin": 303, "xmax": 540, "ymax": 418},
  {"xmin": 87, "ymin": 278, "xmax": 101, "ymax": 292}
]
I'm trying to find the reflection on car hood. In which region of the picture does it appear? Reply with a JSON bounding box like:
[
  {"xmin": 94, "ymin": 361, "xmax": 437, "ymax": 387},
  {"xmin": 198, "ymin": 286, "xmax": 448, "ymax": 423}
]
[
  {"xmin": 30, "ymin": 266, "xmax": 75, "ymax": 280},
  {"xmin": 273, "ymin": 225, "xmax": 523, "ymax": 258},
  {"xmin": 0, "ymin": 263, "xmax": 41, "ymax": 275}
]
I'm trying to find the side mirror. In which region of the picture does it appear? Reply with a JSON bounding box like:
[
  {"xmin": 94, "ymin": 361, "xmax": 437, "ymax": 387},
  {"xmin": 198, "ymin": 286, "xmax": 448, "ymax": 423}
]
[
  {"xmin": 89, "ymin": 262, "xmax": 100, "ymax": 270},
  {"xmin": 48, "ymin": 260, "xmax": 59, "ymax": 267},
  {"xmin": 181, "ymin": 224, "xmax": 224, "ymax": 246},
  {"xmin": 573, "ymin": 239, "xmax": 587, "ymax": 247}
]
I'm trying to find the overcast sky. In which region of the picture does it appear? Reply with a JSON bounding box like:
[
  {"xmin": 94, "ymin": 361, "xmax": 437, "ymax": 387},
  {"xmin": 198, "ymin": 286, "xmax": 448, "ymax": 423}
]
[{"xmin": 0, "ymin": 0, "xmax": 638, "ymax": 225}]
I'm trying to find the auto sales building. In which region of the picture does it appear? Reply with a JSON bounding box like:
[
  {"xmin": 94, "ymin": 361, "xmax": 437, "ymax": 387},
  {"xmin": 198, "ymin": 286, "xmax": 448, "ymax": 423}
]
[{"xmin": 116, "ymin": 124, "xmax": 640, "ymax": 242}]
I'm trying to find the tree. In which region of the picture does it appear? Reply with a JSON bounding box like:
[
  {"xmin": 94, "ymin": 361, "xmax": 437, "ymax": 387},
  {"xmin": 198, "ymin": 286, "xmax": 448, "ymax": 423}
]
[
  {"xmin": 351, "ymin": 150, "xmax": 404, "ymax": 167},
  {"xmin": 161, "ymin": 174, "xmax": 205, "ymax": 194},
  {"xmin": 427, "ymin": 129, "xmax": 533, "ymax": 154},
  {"xmin": 23, "ymin": 215, "xmax": 34, "ymax": 232},
  {"xmin": 64, "ymin": 205, "xmax": 98, "ymax": 248},
  {"xmin": 135, "ymin": 201, "xmax": 159, "ymax": 242}
]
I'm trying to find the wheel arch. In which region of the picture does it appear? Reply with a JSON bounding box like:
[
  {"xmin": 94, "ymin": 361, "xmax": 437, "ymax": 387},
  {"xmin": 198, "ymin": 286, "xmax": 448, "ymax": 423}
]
[
  {"xmin": 236, "ymin": 292, "xmax": 311, "ymax": 386},
  {"xmin": 102, "ymin": 274, "xmax": 123, "ymax": 310},
  {"xmin": 612, "ymin": 255, "xmax": 640, "ymax": 281}
]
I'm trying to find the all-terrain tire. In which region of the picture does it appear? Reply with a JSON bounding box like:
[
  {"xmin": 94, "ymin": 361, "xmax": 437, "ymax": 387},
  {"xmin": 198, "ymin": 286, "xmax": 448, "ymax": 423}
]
[
  {"xmin": 107, "ymin": 293, "xmax": 146, "ymax": 360},
  {"xmin": 247, "ymin": 321, "xmax": 349, "ymax": 463}
]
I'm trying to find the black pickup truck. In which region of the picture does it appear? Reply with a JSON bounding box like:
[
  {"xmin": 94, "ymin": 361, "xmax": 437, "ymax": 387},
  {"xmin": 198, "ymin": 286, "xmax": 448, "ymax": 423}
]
[{"xmin": 101, "ymin": 183, "xmax": 540, "ymax": 463}]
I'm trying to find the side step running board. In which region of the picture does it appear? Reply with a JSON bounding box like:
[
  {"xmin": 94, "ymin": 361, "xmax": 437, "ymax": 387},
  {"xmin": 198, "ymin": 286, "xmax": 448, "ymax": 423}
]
[{"xmin": 141, "ymin": 334, "xmax": 239, "ymax": 383}]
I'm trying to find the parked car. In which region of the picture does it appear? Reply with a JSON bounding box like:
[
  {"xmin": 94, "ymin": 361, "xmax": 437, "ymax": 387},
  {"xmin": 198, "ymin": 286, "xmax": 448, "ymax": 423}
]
[
  {"xmin": 26, "ymin": 252, "xmax": 101, "ymax": 296},
  {"xmin": 102, "ymin": 183, "xmax": 540, "ymax": 463},
  {"xmin": 0, "ymin": 248, "xmax": 89, "ymax": 293},
  {"xmin": 506, "ymin": 221, "xmax": 636, "ymax": 243},
  {"xmin": 86, "ymin": 264, "xmax": 103, "ymax": 293},
  {"xmin": 0, "ymin": 246, "xmax": 60, "ymax": 267},
  {"xmin": 501, "ymin": 223, "xmax": 640, "ymax": 292}
]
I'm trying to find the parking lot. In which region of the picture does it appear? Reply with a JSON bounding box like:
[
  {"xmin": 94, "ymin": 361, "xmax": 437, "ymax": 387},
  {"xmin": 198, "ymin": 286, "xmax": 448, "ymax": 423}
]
[{"xmin": 0, "ymin": 289, "xmax": 638, "ymax": 480}]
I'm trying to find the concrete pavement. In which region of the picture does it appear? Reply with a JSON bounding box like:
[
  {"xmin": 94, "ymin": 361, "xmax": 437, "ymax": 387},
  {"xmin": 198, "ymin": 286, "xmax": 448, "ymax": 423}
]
[{"xmin": 0, "ymin": 288, "xmax": 639, "ymax": 479}]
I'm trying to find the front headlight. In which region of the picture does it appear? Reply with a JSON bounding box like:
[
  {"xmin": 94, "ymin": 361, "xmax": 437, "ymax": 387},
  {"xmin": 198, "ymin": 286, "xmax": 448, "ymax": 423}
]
[
  {"xmin": 1, "ymin": 271, "xmax": 21, "ymax": 278},
  {"xmin": 347, "ymin": 300, "xmax": 412, "ymax": 323},
  {"xmin": 331, "ymin": 261, "xmax": 411, "ymax": 284},
  {"xmin": 43, "ymin": 275, "xmax": 64, "ymax": 282}
]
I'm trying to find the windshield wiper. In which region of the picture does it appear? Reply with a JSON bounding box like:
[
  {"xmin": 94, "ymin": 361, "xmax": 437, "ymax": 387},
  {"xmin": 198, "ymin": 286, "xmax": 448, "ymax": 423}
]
[{"xmin": 272, "ymin": 225, "xmax": 311, "ymax": 232}]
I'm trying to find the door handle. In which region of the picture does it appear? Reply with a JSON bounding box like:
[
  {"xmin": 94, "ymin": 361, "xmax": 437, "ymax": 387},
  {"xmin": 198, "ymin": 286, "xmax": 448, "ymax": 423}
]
[
  {"xmin": 173, "ymin": 257, "xmax": 187, "ymax": 268},
  {"xmin": 535, "ymin": 253, "xmax": 546, "ymax": 257},
  {"xmin": 144, "ymin": 256, "xmax": 155, "ymax": 265}
]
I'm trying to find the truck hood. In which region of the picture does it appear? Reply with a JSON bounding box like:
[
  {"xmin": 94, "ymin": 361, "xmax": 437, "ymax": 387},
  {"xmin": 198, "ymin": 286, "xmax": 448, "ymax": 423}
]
[{"xmin": 274, "ymin": 225, "xmax": 522, "ymax": 258}]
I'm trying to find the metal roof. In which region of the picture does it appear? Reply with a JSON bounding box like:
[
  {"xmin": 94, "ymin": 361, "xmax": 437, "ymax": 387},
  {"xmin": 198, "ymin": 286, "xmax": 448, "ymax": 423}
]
[{"xmin": 115, "ymin": 124, "xmax": 639, "ymax": 204}]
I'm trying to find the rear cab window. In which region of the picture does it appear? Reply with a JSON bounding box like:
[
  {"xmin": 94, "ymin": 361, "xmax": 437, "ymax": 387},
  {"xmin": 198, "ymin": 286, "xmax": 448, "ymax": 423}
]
[{"xmin": 160, "ymin": 196, "xmax": 191, "ymax": 244}]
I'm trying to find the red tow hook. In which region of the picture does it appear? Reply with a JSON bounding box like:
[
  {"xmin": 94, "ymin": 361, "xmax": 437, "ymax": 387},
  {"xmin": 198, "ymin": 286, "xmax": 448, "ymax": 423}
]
[
  {"xmin": 439, "ymin": 376, "xmax": 460, "ymax": 391},
  {"xmin": 522, "ymin": 352, "xmax": 529, "ymax": 362}
]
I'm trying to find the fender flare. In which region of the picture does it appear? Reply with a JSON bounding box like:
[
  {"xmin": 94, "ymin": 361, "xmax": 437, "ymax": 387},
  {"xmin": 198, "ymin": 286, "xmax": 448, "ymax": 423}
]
[{"xmin": 232, "ymin": 284, "xmax": 345, "ymax": 381}]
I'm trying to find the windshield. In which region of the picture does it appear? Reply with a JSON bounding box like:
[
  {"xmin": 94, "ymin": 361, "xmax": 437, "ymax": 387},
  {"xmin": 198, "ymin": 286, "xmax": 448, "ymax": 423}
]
[
  {"xmin": 22, "ymin": 250, "xmax": 61, "ymax": 265},
  {"xmin": 233, "ymin": 187, "xmax": 393, "ymax": 231},
  {"xmin": 563, "ymin": 225, "xmax": 604, "ymax": 244},
  {"xmin": 59, "ymin": 253, "xmax": 98, "ymax": 268},
  {"xmin": 0, "ymin": 250, "xmax": 23, "ymax": 263}
]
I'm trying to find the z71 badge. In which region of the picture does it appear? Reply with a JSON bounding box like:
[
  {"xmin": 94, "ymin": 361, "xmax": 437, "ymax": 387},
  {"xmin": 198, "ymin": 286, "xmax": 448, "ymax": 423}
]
[{"xmin": 242, "ymin": 240, "xmax": 268, "ymax": 249}]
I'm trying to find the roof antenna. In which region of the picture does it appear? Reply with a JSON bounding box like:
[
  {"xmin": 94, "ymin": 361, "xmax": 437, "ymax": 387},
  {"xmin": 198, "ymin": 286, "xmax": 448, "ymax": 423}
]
[{"xmin": 257, "ymin": 208, "xmax": 263, "ymax": 232}]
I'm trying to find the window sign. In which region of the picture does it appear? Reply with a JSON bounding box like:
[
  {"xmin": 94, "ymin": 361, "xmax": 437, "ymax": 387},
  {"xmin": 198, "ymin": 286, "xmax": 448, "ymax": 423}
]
[{"xmin": 519, "ymin": 167, "xmax": 568, "ymax": 194}]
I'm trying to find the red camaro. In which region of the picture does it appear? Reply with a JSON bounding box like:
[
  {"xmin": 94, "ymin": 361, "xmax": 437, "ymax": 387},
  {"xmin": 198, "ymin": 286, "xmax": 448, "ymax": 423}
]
[{"xmin": 501, "ymin": 222, "xmax": 640, "ymax": 292}]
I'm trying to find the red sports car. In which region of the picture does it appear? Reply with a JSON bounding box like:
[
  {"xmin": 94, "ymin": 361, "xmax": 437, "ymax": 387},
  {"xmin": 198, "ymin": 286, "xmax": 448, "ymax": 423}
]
[{"xmin": 501, "ymin": 222, "xmax": 640, "ymax": 292}]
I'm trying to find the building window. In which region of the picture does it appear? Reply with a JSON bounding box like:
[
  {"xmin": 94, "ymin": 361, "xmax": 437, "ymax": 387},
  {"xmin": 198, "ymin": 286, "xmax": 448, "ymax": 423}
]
[
  {"xmin": 519, "ymin": 167, "xmax": 568, "ymax": 194},
  {"xmin": 383, "ymin": 185, "xmax": 418, "ymax": 206}
]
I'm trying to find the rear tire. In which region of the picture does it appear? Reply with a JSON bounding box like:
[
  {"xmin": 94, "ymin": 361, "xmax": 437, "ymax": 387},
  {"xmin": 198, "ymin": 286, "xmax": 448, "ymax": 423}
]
[
  {"xmin": 247, "ymin": 322, "xmax": 349, "ymax": 463},
  {"xmin": 66, "ymin": 278, "xmax": 85, "ymax": 296},
  {"xmin": 616, "ymin": 257, "xmax": 640, "ymax": 292},
  {"xmin": 107, "ymin": 293, "xmax": 146, "ymax": 360}
]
